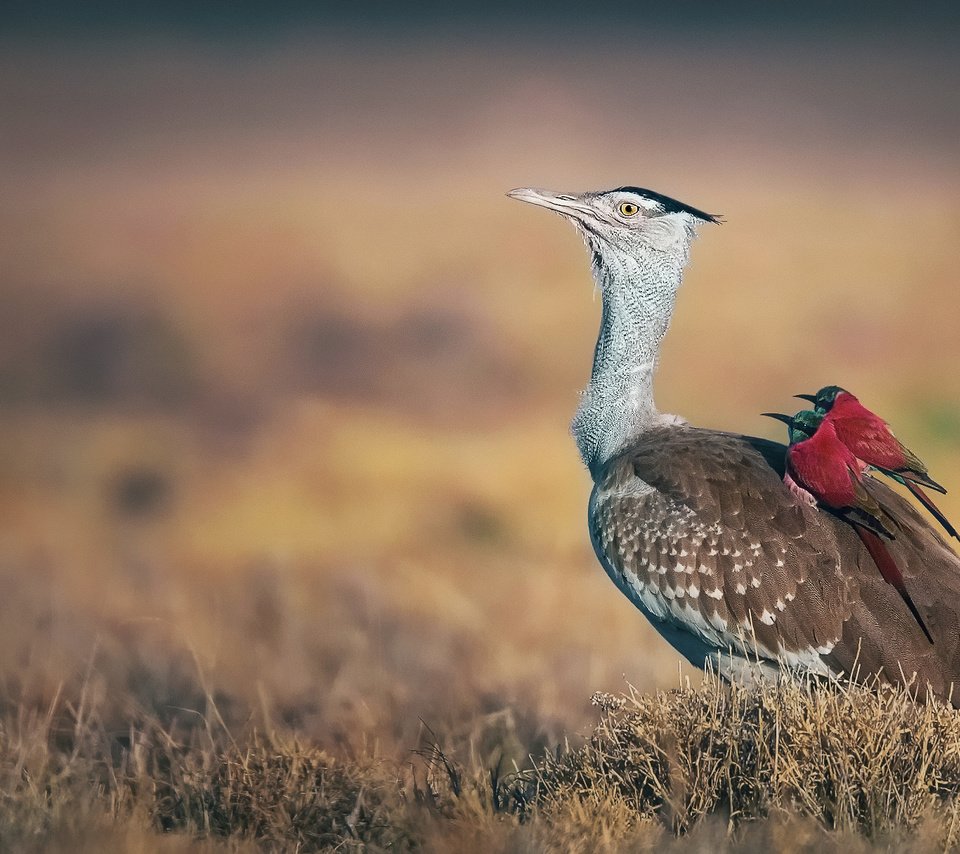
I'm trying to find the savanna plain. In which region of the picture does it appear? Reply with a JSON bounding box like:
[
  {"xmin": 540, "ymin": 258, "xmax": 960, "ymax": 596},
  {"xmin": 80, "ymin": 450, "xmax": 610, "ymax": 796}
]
[{"xmin": 3, "ymin": 33, "xmax": 960, "ymax": 852}]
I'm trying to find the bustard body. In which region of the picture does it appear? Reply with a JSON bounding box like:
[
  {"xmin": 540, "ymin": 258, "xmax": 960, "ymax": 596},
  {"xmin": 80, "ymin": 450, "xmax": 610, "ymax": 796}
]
[{"xmin": 509, "ymin": 186, "xmax": 960, "ymax": 701}]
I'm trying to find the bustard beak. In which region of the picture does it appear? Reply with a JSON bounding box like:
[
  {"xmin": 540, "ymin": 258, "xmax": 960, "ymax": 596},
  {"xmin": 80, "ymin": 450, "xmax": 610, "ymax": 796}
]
[
  {"xmin": 794, "ymin": 393, "xmax": 818, "ymax": 403},
  {"xmin": 506, "ymin": 187, "xmax": 594, "ymax": 221},
  {"xmin": 761, "ymin": 412, "xmax": 794, "ymax": 426}
]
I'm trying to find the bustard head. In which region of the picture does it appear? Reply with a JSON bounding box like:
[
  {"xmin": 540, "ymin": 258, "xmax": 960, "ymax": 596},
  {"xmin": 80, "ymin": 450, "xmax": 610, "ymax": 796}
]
[
  {"xmin": 507, "ymin": 186, "xmax": 720, "ymax": 274},
  {"xmin": 508, "ymin": 185, "xmax": 721, "ymax": 470}
]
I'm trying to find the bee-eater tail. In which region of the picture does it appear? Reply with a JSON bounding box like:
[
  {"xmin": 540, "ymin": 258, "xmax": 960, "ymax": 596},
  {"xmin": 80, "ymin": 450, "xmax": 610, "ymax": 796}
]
[
  {"xmin": 903, "ymin": 480, "xmax": 960, "ymax": 541},
  {"xmin": 855, "ymin": 525, "xmax": 934, "ymax": 644}
]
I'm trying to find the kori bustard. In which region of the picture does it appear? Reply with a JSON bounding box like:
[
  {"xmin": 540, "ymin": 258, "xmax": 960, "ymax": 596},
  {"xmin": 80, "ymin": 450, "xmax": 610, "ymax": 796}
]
[{"xmin": 509, "ymin": 185, "xmax": 960, "ymax": 702}]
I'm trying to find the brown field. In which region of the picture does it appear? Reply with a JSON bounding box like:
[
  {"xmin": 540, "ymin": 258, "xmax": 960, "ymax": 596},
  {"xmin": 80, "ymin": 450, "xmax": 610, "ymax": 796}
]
[{"xmin": 2, "ymin": 31, "xmax": 960, "ymax": 851}]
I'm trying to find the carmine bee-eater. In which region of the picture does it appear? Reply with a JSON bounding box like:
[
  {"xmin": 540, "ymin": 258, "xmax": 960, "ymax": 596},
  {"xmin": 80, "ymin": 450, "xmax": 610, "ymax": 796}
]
[
  {"xmin": 762, "ymin": 409, "xmax": 933, "ymax": 643},
  {"xmin": 797, "ymin": 385, "xmax": 958, "ymax": 542}
]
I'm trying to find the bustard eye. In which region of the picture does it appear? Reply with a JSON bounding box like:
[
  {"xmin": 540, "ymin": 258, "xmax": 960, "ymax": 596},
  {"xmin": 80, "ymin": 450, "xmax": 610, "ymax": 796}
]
[{"xmin": 618, "ymin": 201, "xmax": 640, "ymax": 217}]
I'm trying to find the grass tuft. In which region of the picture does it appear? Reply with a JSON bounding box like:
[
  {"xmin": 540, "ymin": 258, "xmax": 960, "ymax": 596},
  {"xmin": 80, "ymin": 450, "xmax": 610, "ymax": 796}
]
[{"xmin": 530, "ymin": 675, "xmax": 960, "ymax": 848}]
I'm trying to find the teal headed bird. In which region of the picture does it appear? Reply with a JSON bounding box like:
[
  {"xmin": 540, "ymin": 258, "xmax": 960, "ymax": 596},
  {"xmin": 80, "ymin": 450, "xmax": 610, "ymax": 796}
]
[
  {"xmin": 763, "ymin": 409, "xmax": 932, "ymax": 643},
  {"xmin": 796, "ymin": 386, "xmax": 958, "ymax": 541}
]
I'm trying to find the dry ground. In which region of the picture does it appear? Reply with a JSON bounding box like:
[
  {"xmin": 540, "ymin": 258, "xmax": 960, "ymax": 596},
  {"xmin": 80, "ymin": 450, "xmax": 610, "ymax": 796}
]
[{"xmin": 2, "ymin": 32, "xmax": 960, "ymax": 851}]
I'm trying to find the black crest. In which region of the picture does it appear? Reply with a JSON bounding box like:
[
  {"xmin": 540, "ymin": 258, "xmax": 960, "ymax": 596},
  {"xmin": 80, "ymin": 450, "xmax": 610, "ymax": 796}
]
[{"xmin": 611, "ymin": 187, "xmax": 722, "ymax": 224}]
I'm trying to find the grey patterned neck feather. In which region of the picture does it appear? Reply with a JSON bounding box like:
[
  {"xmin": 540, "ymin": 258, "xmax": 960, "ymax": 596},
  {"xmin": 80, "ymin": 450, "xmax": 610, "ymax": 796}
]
[{"xmin": 573, "ymin": 232, "xmax": 694, "ymax": 477}]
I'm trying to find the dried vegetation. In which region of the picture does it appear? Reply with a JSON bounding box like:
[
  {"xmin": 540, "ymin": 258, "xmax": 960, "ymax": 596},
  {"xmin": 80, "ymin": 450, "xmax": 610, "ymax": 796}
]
[{"xmin": 6, "ymin": 675, "xmax": 960, "ymax": 851}]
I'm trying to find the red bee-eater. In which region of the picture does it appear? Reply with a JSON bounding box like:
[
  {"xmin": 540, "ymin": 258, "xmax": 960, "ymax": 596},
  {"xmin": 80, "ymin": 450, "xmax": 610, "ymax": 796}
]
[
  {"xmin": 797, "ymin": 385, "xmax": 958, "ymax": 541},
  {"xmin": 763, "ymin": 409, "xmax": 933, "ymax": 643}
]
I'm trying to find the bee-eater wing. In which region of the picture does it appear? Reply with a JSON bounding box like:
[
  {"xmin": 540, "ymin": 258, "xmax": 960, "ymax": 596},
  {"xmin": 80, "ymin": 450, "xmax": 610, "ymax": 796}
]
[
  {"xmin": 899, "ymin": 448, "xmax": 948, "ymax": 493},
  {"xmin": 847, "ymin": 467, "xmax": 899, "ymax": 536}
]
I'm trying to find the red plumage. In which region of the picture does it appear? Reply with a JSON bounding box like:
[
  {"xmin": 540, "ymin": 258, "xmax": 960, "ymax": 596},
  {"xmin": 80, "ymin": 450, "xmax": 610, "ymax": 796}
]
[
  {"xmin": 786, "ymin": 420, "xmax": 863, "ymax": 510},
  {"xmin": 825, "ymin": 391, "xmax": 942, "ymax": 488},
  {"xmin": 786, "ymin": 418, "xmax": 933, "ymax": 643},
  {"xmin": 824, "ymin": 390, "xmax": 957, "ymax": 540}
]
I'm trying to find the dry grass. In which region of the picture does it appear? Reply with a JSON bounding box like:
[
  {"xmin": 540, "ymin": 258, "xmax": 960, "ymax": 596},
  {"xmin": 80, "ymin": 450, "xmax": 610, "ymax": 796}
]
[
  {"xmin": 2, "ymin": 32, "xmax": 960, "ymax": 852},
  {"xmin": 6, "ymin": 674, "xmax": 960, "ymax": 851}
]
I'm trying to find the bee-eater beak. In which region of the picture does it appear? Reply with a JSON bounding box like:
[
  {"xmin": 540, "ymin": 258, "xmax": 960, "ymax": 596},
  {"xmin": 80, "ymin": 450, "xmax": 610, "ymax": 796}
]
[
  {"xmin": 761, "ymin": 412, "xmax": 794, "ymax": 426},
  {"xmin": 794, "ymin": 393, "xmax": 818, "ymax": 403}
]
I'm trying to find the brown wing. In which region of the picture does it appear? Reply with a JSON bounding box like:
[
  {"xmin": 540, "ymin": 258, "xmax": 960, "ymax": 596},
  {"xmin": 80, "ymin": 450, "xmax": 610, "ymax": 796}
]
[
  {"xmin": 829, "ymin": 475, "xmax": 960, "ymax": 703},
  {"xmin": 591, "ymin": 426, "xmax": 855, "ymax": 669},
  {"xmin": 590, "ymin": 425, "xmax": 960, "ymax": 703}
]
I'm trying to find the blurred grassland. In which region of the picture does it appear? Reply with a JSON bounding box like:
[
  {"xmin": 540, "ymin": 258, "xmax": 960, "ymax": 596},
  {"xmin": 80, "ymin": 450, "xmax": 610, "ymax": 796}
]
[{"xmin": 1, "ymin": 33, "xmax": 960, "ymax": 849}]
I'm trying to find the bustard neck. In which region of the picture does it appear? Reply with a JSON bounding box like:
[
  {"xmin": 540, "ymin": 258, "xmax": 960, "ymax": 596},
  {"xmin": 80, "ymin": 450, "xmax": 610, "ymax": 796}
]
[{"xmin": 572, "ymin": 243, "xmax": 691, "ymax": 478}]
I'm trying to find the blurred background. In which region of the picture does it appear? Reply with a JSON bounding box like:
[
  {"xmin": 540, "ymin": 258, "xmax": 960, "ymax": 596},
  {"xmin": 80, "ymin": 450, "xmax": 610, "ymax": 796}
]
[{"xmin": 2, "ymin": 2, "xmax": 960, "ymax": 762}]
